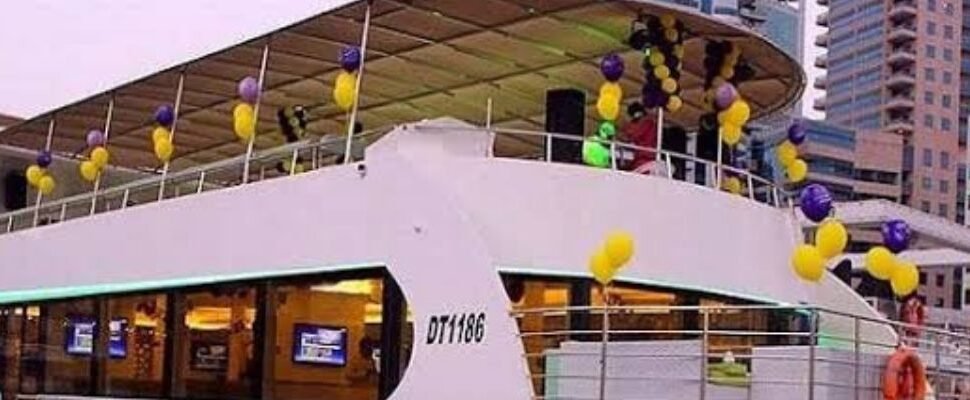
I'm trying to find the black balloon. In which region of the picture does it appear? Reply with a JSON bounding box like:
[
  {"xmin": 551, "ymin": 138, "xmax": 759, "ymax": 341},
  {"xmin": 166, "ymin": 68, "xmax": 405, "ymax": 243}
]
[{"xmin": 628, "ymin": 29, "xmax": 650, "ymax": 51}]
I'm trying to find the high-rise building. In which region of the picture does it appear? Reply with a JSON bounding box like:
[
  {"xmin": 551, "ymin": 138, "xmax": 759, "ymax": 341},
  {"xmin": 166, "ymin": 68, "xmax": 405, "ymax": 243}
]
[
  {"xmin": 815, "ymin": 0, "xmax": 963, "ymax": 222},
  {"xmin": 751, "ymin": 0, "xmax": 800, "ymax": 57}
]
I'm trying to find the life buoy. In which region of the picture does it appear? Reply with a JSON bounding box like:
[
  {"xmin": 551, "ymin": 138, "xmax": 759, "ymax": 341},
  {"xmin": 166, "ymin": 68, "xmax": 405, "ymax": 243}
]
[{"xmin": 883, "ymin": 347, "xmax": 927, "ymax": 400}]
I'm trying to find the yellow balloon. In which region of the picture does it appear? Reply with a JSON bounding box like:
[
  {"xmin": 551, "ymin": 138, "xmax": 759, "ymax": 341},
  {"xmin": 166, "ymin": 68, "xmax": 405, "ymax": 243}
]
[
  {"xmin": 90, "ymin": 146, "xmax": 109, "ymax": 169},
  {"xmin": 724, "ymin": 100, "xmax": 751, "ymax": 126},
  {"xmin": 604, "ymin": 231, "xmax": 635, "ymax": 269},
  {"xmin": 720, "ymin": 123, "xmax": 743, "ymax": 146},
  {"xmin": 702, "ymin": 90, "xmax": 715, "ymax": 109},
  {"xmin": 648, "ymin": 51, "xmax": 666, "ymax": 67},
  {"xmin": 653, "ymin": 65, "xmax": 671, "ymax": 80},
  {"xmin": 660, "ymin": 14, "xmax": 676, "ymax": 28},
  {"xmin": 727, "ymin": 46, "xmax": 742, "ymax": 64},
  {"xmin": 787, "ymin": 159, "xmax": 808, "ymax": 183},
  {"xmin": 719, "ymin": 65, "xmax": 735, "ymax": 80},
  {"xmin": 233, "ymin": 102, "xmax": 254, "ymax": 120},
  {"xmin": 38, "ymin": 175, "xmax": 55, "ymax": 195},
  {"xmin": 666, "ymin": 95, "xmax": 682, "ymax": 112},
  {"xmin": 154, "ymin": 138, "xmax": 174, "ymax": 162},
  {"xmin": 152, "ymin": 126, "xmax": 172, "ymax": 144},
  {"xmin": 26, "ymin": 165, "xmax": 44, "ymax": 187},
  {"xmin": 589, "ymin": 250, "xmax": 615, "ymax": 285},
  {"xmin": 334, "ymin": 71, "xmax": 357, "ymax": 111},
  {"xmin": 791, "ymin": 244, "xmax": 826, "ymax": 282},
  {"xmin": 723, "ymin": 176, "xmax": 742, "ymax": 195},
  {"xmin": 891, "ymin": 261, "xmax": 919, "ymax": 297},
  {"xmin": 661, "ymin": 77, "xmax": 678, "ymax": 94},
  {"xmin": 600, "ymin": 82, "xmax": 623, "ymax": 101},
  {"xmin": 777, "ymin": 140, "xmax": 798, "ymax": 167},
  {"xmin": 596, "ymin": 96, "xmax": 620, "ymax": 121},
  {"xmin": 234, "ymin": 113, "xmax": 256, "ymax": 141},
  {"xmin": 79, "ymin": 161, "xmax": 99, "ymax": 182},
  {"xmin": 673, "ymin": 44, "xmax": 684, "ymax": 60},
  {"xmin": 865, "ymin": 246, "xmax": 896, "ymax": 280},
  {"xmin": 815, "ymin": 219, "xmax": 848, "ymax": 259},
  {"xmin": 664, "ymin": 28, "xmax": 679, "ymax": 43}
]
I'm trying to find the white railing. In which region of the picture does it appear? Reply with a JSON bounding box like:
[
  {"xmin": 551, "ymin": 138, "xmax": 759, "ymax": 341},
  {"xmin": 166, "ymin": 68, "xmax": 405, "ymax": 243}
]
[{"xmin": 0, "ymin": 123, "xmax": 792, "ymax": 236}]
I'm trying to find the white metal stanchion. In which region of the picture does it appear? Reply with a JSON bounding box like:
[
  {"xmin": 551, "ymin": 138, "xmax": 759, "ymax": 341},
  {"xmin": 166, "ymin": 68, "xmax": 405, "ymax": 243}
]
[
  {"xmin": 655, "ymin": 107, "xmax": 664, "ymax": 164},
  {"xmin": 241, "ymin": 42, "xmax": 272, "ymax": 184},
  {"xmin": 716, "ymin": 131, "xmax": 724, "ymax": 189},
  {"xmin": 90, "ymin": 96, "xmax": 115, "ymax": 215},
  {"xmin": 157, "ymin": 71, "xmax": 186, "ymax": 200},
  {"xmin": 965, "ymin": 117, "xmax": 970, "ymax": 225},
  {"xmin": 32, "ymin": 118, "xmax": 57, "ymax": 227},
  {"xmin": 342, "ymin": 3, "xmax": 372, "ymax": 164}
]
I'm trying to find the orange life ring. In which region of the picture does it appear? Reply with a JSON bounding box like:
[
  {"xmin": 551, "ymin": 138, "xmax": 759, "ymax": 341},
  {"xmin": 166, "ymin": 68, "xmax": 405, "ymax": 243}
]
[{"xmin": 883, "ymin": 347, "xmax": 927, "ymax": 400}]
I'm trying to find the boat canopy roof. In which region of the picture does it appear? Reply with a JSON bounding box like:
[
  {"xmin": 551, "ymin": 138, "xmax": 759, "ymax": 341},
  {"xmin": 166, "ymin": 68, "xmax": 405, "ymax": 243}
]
[{"xmin": 0, "ymin": 0, "xmax": 804, "ymax": 170}]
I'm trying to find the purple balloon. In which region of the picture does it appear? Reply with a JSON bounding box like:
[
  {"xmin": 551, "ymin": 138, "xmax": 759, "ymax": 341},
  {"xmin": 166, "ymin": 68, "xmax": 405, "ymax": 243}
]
[
  {"xmin": 36, "ymin": 150, "xmax": 52, "ymax": 168},
  {"xmin": 788, "ymin": 121, "xmax": 807, "ymax": 145},
  {"xmin": 340, "ymin": 46, "xmax": 362, "ymax": 72},
  {"xmin": 86, "ymin": 130, "xmax": 105, "ymax": 147},
  {"xmin": 714, "ymin": 83, "xmax": 738, "ymax": 110},
  {"xmin": 642, "ymin": 86, "xmax": 665, "ymax": 109},
  {"xmin": 238, "ymin": 76, "xmax": 260, "ymax": 103},
  {"xmin": 154, "ymin": 105, "xmax": 175, "ymax": 127},
  {"xmin": 600, "ymin": 53, "xmax": 625, "ymax": 82},
  {"xmin": 882, "ymin": 219, "xmax": 911, "ymax": 253},
  {"xmin": 799, "ymin": 184, "xmax": 833, "ymax": 223}
]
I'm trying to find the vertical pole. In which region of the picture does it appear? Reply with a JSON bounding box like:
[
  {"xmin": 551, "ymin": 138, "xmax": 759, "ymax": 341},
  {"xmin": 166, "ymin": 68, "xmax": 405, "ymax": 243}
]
[
  {"xmin": 58, "ymin": 203, "xmax": 67, "ymax": 222},
  {"xmin": 32, "ymin": 118, "xmax": 56, "ymax": 227},
  {"xmin": 808, "ymin": 309, "xmax": 817, "ymax": 400},
  {"xmin": 610, "ymin": 140, "xmax": 618, "ymax": 170},
  {"xmin": 933, "ymin": 332, "xmax": 941, "ymax": 395},
  {"xmin": 853, "ymin": 317, "xmax": 860, "ymax": 400},
  {"xmin": 598, "ymin": 285, "xmax": 610, "ymax": 400},
  {"xmin": 486, "ymin": 97, "xmax": 493, "ymax": 129},
  {"xmin": 342, "ymin": 3, "xmax": 373, "ymax": 165},
  {"xmin": 716, "ymin": 134, "xmax": 724, "ymax": 190},
  {"xmin": 196, "ymin": 172, "xmax": 206, "ymax": 194},
  {"xmin": 546, "ymin": 133, "xmax": 553, "ymax": 162},
  {"xmin": 965, "ymin": 115, "xmax": 970, "ymax": 225},
  {"xmin": 700, "ymin": 310, "xmax": 709, "ymax": 400},
  {"xmin": 90, "ymin": 96, "xmax": 115, "ymax": 215},
  {"xmin": 5, "ymin": 215, "xmax": 12, "ymax": 233},
  {"xmin": 747, "ymin": 174, "xmax": 755, "ymax": 200},
  {"xmin": 157, "ymin": 71, "xmax": 186, "ymax": 201},
  {"xmin": 311, "ymin": 147, "xmax": 320, "ymax": 170},
  {"xmin": 242, "ymin": 41, "xmax": 271, "ymax": 183},
  {"xmin": 655, "ymin": 107, "xmax": 665, "ymax": 164},
  {"xmin": 288, "ymin": 148, "xmax": 299, "ymax": 176}
]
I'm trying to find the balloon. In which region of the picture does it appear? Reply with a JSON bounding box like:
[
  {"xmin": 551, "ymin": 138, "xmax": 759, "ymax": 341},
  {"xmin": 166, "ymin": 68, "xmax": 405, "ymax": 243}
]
[
  {"xmin": 340, "ymin": 46, "xmax": 362, "ymax": 72},
  {"xmin": 724, "ymin": 100, "xmax": 751, "ymax": 126},
  {"xmin": 597, "ymin": 121, "xmax": 616, "ymax": 139},
  {"xmin": 596, "ymin": 96, "xmax": 620, "ymax": 121},
  {"xmin": 660, "ymin": 14, "xmax": 676, "ymax": 28},
  {"xmin": 891, "ymin": 261, "xmax": 919, "ymax": 297},
  {"xmin": 815, "ymin": 219, "xmax": 848, "ymax": 259},
  {"xmin": 35, "ymin": 151, "xmax": 52, "ymax": 168},
  {"xmin": 589, "ymin": 250, "xmax": 615, "ymax": 285},
  {"xmin": 661, "ymin": 78, "xmax": 678, "ymax": 94},
  {"xmin": 90, "ymin": 146, "xmax": 109, "ymax": 168},
  {"xmin": 653, "ymin": 65, "xmax": 671, "ymax": 80},
  {"xmin": 600, "ymin": 82, "xmax": 622, "ymax": 101},
  {"xmin": 152, "ymin": 126, "xmax": 172, "ymax": 144},
  {"xmin": 721, "ymin": 123, "xmax": 743, "ymax": 145},
  {"xmin": 25, "ymin": 165, "xmax": 44, "ymax": 187},
  {"xmin": 666, "ymin": 95, "xmax": 682, "ymax": 112},
  {"xmin": 234, "ymin": 114, "xmax": 256, "ymax": 142},
  {"xmin": 673, "ymin": 44, "xmax": 684, "ymax": 59},
  {"xmin": 583, "ymin": 139, "xmax": 610, "ymax": 168},
  {"xmin": 799, "ymin": 184, "xmax": 833, "ymax": 223},
  {"xmin": 600, "ymin": 53, "xmax": 625, "ymax": 82},
  {"xmin": 334, "ymin": 71, "xmax": 357, "ymax": 111},
  {"xmin": 791, "ymin": 244, "xmax": 825, "ymax": 282},
  {"xmin": 723, "ymin": 176, "xmax": 742, "ymax": 195},
  {"xmin": 664, "ymin": 28, "xmax": 679, "ymax": 43},
  {"xmin": 787, "ymin": 159, "xmax": 808, "ymax": 183},
  {"xmin": 882, "ymin": 219, "xmax": 911, "ymax": 253},
  {"xmin": 865, "ymin": 246, "xmax": 896, "ymax": 280},
  {"xmin": 777, "ymin": 140, "xmax": 798, "ymax": 167},
  {"xmin": 37, "ymin": 175, "xmax": 55, "ymax": 195},
  {"xmin": 719, "ymin": 65, "xmax": 735, "ymax": 80},
  {"xmin": 154, "ymin": 105, "xmax": 175, "ymax": 127},
  {"xmin": 788, "ymin": 121, "xmax": 807, "ymax": 145},
  {"xmin": 604, "ymin": 231, "xmax": 634, "ymax": 269},
  {"xmin": 86, "ymin": 130, "xmax": 105, "ymax": 147},
  {"xmin": 238, "ymin": 76, "xmax": 260, "ymax": 104},
  {"xmin": 154, "ymin": 138, "xmax": 174, "ymax": 162},
  {"xmin": 649, "ymin": 51, "xmax": 666, "ymax": 67},
  {"xmin": 714, "ymin": 84, "xmax": 738, "ymax": 110},
  {"xmin": 79, "ymin": 160, "xmax": 99, "ymax": 182}
]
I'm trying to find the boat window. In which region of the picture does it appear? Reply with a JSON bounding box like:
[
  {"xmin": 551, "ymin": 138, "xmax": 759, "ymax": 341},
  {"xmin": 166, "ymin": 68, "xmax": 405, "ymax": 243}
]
[
  {"xmin": 502, "ymin": 275, "xmax": 572, "ymax": 396},
  {"xmin": 102, "ymin": 293, "xmax": 168, "ymax": 397},
  {"xmin": 43, "ymin": 299, "xmax": 97, "ymax": 395}
]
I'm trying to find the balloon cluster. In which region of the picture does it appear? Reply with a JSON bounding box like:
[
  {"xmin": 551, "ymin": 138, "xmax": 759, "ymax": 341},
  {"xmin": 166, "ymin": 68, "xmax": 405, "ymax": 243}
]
[
  {"xmin": 865, "ymin": 220, "xmax": 918, "ymax": 297},
  {"xmin": 790, "ymin": 184, "xmax": 848, "ymax": 282},
  {"xmin": 630, "ymin": 14, "xmax": 684, "ymax": 111},
  {"xmin": 151, "ymin": 105, "xmax": 175, "ymax": 163},
  {"xmin": 777, "ymin": 121, "xmax": 808, "ymax": 183},
  {"xmin": 233, "ymin": 76, "xmax": 260, "ymax": 142},
  {"xmin": 698, "ymin": 41, "xmax": 754, "ymax": 146},
  {"xmin": 588, "ymin": 231, "xmax": 635, "ymax": 285},
  {"xmin": 25, "ymin": 151, "xmax": 56, "ymax": 195},
  {"xmin": 333, "ymin": 47, "xmax": 361, "ymax": 111},
  {"xmin": 79, "ymin": 130, "xmax": 110, "ymax": 182},
  {"xmin": 275, "ymin": 105, "xmax": 309, "ymax": 174},
  {"xmin": 583, "ymin": 53, "xmax": 626, "ymax": 168}
]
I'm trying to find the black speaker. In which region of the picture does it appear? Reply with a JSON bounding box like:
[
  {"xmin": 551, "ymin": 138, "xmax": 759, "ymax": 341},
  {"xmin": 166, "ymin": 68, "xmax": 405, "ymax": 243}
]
[
  {"xmin": 545, "ymin": 89, "xmax": 586, "ymax": 163},
  {"xmin": 3, "ymin": 171, "xmax": 27, "ymax": 211}
]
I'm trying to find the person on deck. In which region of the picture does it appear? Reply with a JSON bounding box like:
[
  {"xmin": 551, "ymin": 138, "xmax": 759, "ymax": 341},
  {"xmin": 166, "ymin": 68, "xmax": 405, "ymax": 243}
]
[{"xmin": 621, "ymin": 102, "xmax": 658, "ymax": 173}]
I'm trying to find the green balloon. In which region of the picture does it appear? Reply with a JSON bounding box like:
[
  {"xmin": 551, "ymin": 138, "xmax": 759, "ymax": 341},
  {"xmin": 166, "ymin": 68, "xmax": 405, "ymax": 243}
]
[
  {"xmin": 598, "ymin": 121, "xmax": 616, "ymax": 139},
  {"xmin": 583, "ymin": 139, "xmax": 610, "ymax": 168}
]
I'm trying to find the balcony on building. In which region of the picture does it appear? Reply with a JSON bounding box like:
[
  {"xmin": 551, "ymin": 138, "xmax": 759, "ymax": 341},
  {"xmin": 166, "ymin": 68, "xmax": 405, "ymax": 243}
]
[
  {"xmin": 815, "ymin": 32, "xmax": 829, "ymax": 48},
  {"xmin": 886, "ymin": 69, "xmax": 916, "ymax": 89},
  {"xmin": 815, "ymin": 53, "xmax": 827, "ymax": 69},
  {"xmin": 813, "ymin": 97, "xmax": 826, "ymax": 111},
  {"xmin": 885, "ymin": 117, "xmax": 915, "ymax": 135},
  {"xmin": 885, "ymin": 93, "xmax": 915, "ymax": 111},
  {"xmin": 814, "ymin": 74, "xmax": 826, "ymax": 90},
  {"xmin": 888, "ymin": 23, "xmax": 917, "ymax": 43},
  {"xmin": 816, "ymin": 11, "xmax": 829, "ymax": 27},
  {"xmin": 887, "ymin": 45, "xmax": 916, "ymax": 66},
  {"xmin": 888, "ymin": 0, "xmax": 917, "ymax": 21}
]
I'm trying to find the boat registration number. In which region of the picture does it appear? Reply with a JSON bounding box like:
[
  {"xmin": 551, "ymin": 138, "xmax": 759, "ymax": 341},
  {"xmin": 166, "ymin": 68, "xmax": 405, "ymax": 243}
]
[{"xmin": 426, "ymin": 312, "xmax": 486, "ymax": 345}]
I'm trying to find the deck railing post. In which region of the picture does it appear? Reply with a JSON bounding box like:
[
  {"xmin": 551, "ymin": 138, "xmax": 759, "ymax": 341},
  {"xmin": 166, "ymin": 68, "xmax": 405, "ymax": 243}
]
[
  {"xmin": 158, "ymin": 71, "xmax": 186, "ymax": 201},
  {"xmin": 121, "ymin": 189, "xmax": 130, "ymax": 209},
  {"xmin": 242, "ymin": 41, "xmax": 272, "ymax": 183},
  {"xmin": 342, "ymin": 3, "xmax": 373, "ymax": 164},
  {"xmin": 655, "ymin": 107, "xmax": 664, "ymax": 164},
  {"xmin": 91, "ymin": 95, "xmax": 115, "ymax": 215},
  {"xmin": 700, "ymin": 309, "xmax": 709, "ymax": 400},
  {"xmin": 5, "ymin": 216, "xmax": 12, "ymax": 233},
  {"xmin": 598, "ymin": 286, "xmax": 610, "ymax": 400},
  {"xmin": 610, "ymin": 140, "xmax": 618, "ymax": 170},
  {"xmin": 196, "ymin": 171, "xmax": 207, "ymax": 194},
  {"xmin": 934, "ymin": 331, "xmax": 942, "ymax": 396},
  {"xmin": 853, "ymin": 316, "xmax": 860, "ymax": 400},
  {"xmin": 808, "ymin": 309, "xmax": 817, "ymax": 400}
]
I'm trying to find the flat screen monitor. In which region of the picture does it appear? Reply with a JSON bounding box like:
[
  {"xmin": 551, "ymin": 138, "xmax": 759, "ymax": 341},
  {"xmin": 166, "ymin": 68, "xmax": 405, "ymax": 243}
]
[
  {"xmin": 65, "ymin": 315, "xmax": 96, "ymax": 356},
  {"xmin": 190, "ymin": 341, "xmax": 229, "ymax": 371},
  {"xmin": 108, "ymin": 318, "xmax": 128, "ymax": 359},
  {"xmin": 292, "ymin": 324, "xmax": 347, "ymax": 366}
]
